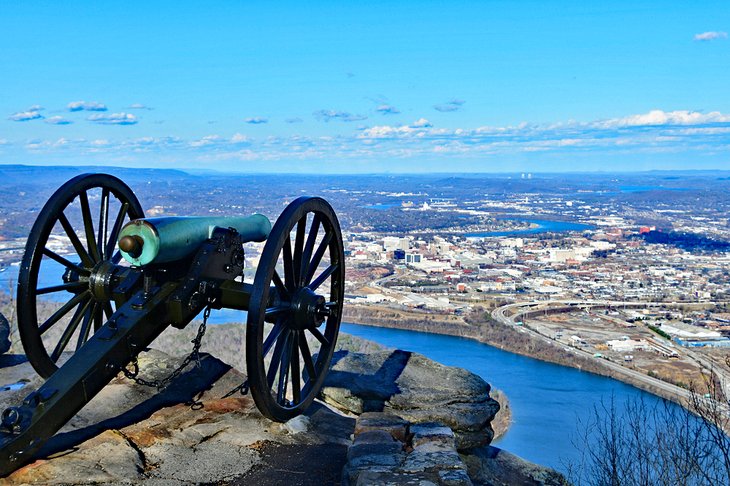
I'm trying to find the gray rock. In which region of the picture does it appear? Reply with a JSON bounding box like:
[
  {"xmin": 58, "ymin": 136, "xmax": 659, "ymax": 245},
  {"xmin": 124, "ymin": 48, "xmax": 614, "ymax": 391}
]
[
  {"xmin": 0, "ymin": 349, "xmax": 355, "ymax": 484},
  {"xmin": 0, "ymin": 312, "xmax": 10, "ymax": 354},
  {"xmin": 461, "ymin": 446, "xmax": 570, "ymax": 486},
  {"xmin": 321, "ymin": 349, "xmax": 500, "ymax": 449},
  {"xmin": 343, "ymin": 413, "xmax": 474, "ymax": 486},
  {"xmin": 355, "ymin": 412, "xmax": 410, "ymax": 442},
  {"xmin": 440, "ymin": 468, "xmax": 474, "ymax": 486}
]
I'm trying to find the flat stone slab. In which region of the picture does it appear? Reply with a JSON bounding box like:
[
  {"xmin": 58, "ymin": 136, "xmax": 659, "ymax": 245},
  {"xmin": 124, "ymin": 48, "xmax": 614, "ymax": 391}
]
[{"xmin": 343, "ymin": 412, "xmax": 473, "ymax": 486}]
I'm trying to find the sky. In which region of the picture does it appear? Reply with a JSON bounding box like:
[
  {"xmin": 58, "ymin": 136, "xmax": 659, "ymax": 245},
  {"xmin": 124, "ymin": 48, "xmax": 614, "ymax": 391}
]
[{"xmin": 1, "ymin": 1, "xmax": 729, "ymax": 173}]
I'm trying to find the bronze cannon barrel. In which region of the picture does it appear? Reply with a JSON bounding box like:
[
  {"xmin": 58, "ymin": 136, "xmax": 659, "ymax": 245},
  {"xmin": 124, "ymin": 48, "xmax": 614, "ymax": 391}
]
[{"xmin": 118, "ymin": 214, "xmax": 271, "ymax": 266}]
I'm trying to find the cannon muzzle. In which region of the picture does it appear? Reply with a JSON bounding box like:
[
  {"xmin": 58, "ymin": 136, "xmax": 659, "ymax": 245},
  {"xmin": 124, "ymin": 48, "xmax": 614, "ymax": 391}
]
[{"xmin": 118, "ymin": 214, "xmax": 271, "ymax": 266}]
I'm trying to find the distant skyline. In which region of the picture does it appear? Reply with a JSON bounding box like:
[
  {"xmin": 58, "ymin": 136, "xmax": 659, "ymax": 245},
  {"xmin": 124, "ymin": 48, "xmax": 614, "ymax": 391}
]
[{"xmin": 1, "ymin": 1, "xmax": 729, "ymax": 173}]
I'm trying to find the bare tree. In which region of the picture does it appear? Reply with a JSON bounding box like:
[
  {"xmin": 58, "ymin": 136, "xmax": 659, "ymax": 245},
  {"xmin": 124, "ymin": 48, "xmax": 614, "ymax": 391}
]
[{"xmin": 567, "ymin": 390, "xmax": 730, "ymax": 486}]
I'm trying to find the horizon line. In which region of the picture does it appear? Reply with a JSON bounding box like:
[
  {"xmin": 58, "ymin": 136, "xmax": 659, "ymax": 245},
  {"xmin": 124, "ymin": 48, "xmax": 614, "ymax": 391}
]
[{"xmin": 2, "ymin": 163, "xmax": 730, "ymax": 177}]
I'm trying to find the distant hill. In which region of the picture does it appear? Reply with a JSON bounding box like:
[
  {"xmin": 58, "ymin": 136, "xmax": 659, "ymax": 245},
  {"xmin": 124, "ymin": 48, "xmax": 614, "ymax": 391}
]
[{"xmin": 0, "ymin": 164, "xmax": 191, "ymax": 186}]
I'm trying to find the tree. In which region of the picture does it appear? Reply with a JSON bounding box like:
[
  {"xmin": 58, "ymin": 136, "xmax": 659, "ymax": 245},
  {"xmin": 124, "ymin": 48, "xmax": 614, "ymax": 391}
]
[{"xmin": 567, "ymin": 384, "xmax": 730, "ymax": 485}]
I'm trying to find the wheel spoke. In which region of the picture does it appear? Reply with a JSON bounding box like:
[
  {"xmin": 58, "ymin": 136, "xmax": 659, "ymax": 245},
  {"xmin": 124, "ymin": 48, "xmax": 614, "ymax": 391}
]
[
  {"xmin": 36, "ymin": 281, "xmax": 87, "ymax": 295},
  {"xmin": 267, "ymin": 329, "xmax": 289, "ymax": 389},
  {"xmin": 106, "ymin": 201, "xmax": 129, "ymax": 260},
  {"xmin": 50, "ymin": 297, "xmax": 89, "ymax": 362},
  {"xmin": 75, "ymin": 301, "xmax": 96, "ymax": 350},
  {"xmin": 38, "ymin": 290, "xmax": 91, "ymax": 335},
  {"xmin": 277, "ymin": 332, "xmax": 293, "ymax": 405},
  {"xmin": 265, "ymin": 305, "xmax": 290, "ymax": 318},
  {"xmin": 292, "ymin": 216, "xmax": 306, "ymax": 286},
  {"xmin": 57, "ymin": 212, "xmax": 94, "ymax": 268},
  {"xmin": 102, "ymin": 301, "xmax": 114, "ymax": 320},
  {"xmin": 308, "ymin": 263, "xmax": 338, "ymax": 292},
  {"xmin": 300, "ymin": 215, "xmax": 321, "ymax": 287},
  {"xmin": 308, "ymin": 326, "xmax": 330, "ymax": 346},
  {"xmin": 262, "ymin": 321, "xmax": 285, "ymax": 357},
  {"xmin": 305, "ymin": 230, "xmax": 333, "ymax": 285},
  {"xmin": 282, "ymin": 237, "xmax": 295, "ymax": 292},
  {"xmin": 111, "ymin": 250, "xmax": 123, "ymax": 264},
  {"xmin": 299, "ymin": 333, "xmax": 317, "ymax": 383},
  {"xmin": 79, "ymin": 191, "xmax": 102, "ymax": 263},
  {"xmin": 93, "ymin": 302, "xmax": 104, "ymax": 331},
  {"xmin": 290, "ymin": 331, "xmax": 301, "ymax": 404},
  {"xmin": 97, "ymin": 188, "xmax": 110, "ymax": 260},
  {"xmin": 42, "ymin": 248, "xmax": 90, "ymax": 276},
  {"xmin": 272, "ymin": 270, "xmax": 289, "ymax": 299}
]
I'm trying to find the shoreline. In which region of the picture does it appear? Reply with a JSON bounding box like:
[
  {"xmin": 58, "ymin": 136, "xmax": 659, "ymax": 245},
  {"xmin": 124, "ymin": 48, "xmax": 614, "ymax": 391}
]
[{"xmin": 342, "ymin": 304, "xmax": 693, "ymax": 410}]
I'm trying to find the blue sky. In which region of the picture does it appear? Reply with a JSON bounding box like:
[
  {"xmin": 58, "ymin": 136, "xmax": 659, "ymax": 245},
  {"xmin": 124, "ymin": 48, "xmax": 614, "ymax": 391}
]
[{"xmin": 1, "ymin": 1, "xmax": 729, "ymax": 173}]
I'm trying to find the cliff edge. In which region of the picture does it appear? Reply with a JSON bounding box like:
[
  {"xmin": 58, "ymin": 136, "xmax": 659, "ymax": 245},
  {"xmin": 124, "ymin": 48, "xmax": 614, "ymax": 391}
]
[{"xmin": 0, "ymin": 333, "xmax": 565, "ymax": 485}]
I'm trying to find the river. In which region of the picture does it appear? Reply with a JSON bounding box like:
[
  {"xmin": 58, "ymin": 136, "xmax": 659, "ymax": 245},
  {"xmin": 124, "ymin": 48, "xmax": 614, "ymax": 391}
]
[
  {"xmin": 340, "ymin": 322, "xmax": 685, "ymax": 474},
  {"xmin": 465, "ymin": 218, "xmax": 593, "ymax": 238}
]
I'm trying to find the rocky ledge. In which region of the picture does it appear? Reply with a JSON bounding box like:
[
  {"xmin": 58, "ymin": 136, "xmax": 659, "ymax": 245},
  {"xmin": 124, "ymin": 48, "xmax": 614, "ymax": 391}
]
[
  {"xmin": 320, "ymin": 349, "xmax": 500, "ymax": 449},
  {"xmin": 0, "ymin": 334, "xmax": 565, "ymax": 485}
]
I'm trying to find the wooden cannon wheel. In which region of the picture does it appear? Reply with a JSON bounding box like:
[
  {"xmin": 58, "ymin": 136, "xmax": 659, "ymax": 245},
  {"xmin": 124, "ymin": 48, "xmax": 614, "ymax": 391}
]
[
  {"xmin": 246, "ymin": 197, "xmax": 345, "ymax": 422},
  {"xmin": 16, "ymin": 174, "xmax": 144, "ymax": 378}
]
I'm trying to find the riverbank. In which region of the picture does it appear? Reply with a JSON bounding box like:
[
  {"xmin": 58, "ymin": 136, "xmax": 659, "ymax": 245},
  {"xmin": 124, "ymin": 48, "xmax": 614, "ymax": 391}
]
[{"xmin": 342, "ymin": 304, "xmax": 693, "ymax": 409}]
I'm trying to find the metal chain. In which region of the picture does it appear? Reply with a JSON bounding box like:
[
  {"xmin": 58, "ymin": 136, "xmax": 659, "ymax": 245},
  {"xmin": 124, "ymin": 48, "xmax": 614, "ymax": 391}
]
[
  {"xmin": 222, "ymin": 379, "xmax": 249, "ymax": 399},
  {"xmin": 123, "ymin": 306, "xmax": 210, "ymax": 390}
]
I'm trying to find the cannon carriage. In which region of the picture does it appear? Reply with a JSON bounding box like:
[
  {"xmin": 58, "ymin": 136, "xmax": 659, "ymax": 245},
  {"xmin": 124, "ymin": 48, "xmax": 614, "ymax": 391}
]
[{"xmin": 0, "ymin": 173, "xmax": 345, "ymax": 475}]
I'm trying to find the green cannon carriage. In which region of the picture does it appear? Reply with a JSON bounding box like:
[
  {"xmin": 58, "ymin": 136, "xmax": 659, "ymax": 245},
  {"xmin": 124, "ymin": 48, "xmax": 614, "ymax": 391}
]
[{"xmin": 0, "ymin": 173, "xmax": 345, "ymax": 476}]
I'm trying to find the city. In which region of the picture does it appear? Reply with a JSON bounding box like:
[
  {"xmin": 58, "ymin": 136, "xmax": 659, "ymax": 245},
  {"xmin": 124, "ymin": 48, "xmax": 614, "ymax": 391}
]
[{"xmin": 2, "ymin": 167, "xmax": 729, "ymax": 405}]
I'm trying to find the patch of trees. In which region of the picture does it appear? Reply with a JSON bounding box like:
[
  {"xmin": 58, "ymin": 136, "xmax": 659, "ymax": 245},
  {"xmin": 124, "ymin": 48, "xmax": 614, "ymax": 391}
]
[
  {"xmin": 640, "ymin": 230, "xmax": 730, "ymax": 253},
  {"xmin": 567, "ymin": 367, "xmax": 730, "ymax": 485}
]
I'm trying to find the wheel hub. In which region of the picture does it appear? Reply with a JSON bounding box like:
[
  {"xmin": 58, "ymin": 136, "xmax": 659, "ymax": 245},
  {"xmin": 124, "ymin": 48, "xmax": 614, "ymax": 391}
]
[
  {"xmin": 88, "ymin": 260, "xmax": 117, "ymax": 301},
  {"xmin": 290, "ymin": 287, "xmax": 327, "ymax": 330}
]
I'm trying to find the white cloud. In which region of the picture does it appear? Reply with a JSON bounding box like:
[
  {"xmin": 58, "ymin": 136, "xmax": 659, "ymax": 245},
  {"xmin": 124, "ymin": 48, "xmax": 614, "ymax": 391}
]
[
  {"xmin": 595, "ymin": 110, "xmax": 730, "ymax": 128},
  {"xmin": 375, "ymin": 104, "xmax": 400, "ymax": 115},
  {"xmin": 434, "ymin": 99, "xmax": 465, "ymax": 112},
  {"xmin": 87, "ymin": 112, "xmax": 138, "ymax": 125},
  {"xmin": 190, "ymin": 135, "xmax": 222, "ymax": 147},
  {"xmin": 245, "ymin": 117, "xmax": 268, "ymax": 124},
  {"xmin": 68, "ymin": 101, "xmax": 108, "ymax": 112},
  {"xmin": 313, "ymin": 109, "xmax": 368, "ymax": 122},
  {"xmin": 411, "ymin": 118, "xmax": 433, "ymax": 128},
  {"xmin": 128, "ymin": 103, "xmax": 153, "ymax": 110},
  {"xmin": 285, "ymin": 117, "xmax": 303, "ymax": 123},
  {"xmin": 231, "ymin": 133, "xmax": 250, "ymax": 143},
  {"xmin": 8, "ymin": 111, "xmax": 43, "ymax": 122},
  {"xmin": 694, "ymin": 31, "xmax": 728, "ymax": 42},
  {"xmin": 9, "ymin": 107, "xmax": 730, "ymax": 165},
  {"xmin": 45, "ymin": 116, "xmax": 73, "ymax": 125}
]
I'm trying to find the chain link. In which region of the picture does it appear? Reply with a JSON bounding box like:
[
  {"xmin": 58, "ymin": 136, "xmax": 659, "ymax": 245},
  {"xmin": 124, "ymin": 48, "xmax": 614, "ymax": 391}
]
[
  {"xmin": 123, "ymin": 306, "xmax": 210, "ymax": 390},
  {"xmin": 222, "ymin": 379, "xmax": 249, "ymax": 399}
]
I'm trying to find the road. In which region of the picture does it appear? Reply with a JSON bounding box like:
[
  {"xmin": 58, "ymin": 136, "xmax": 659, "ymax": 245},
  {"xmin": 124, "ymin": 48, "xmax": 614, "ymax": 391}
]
[{"xmin": 491, "ymin": 300, "xmax": 702, "ymax": 403}]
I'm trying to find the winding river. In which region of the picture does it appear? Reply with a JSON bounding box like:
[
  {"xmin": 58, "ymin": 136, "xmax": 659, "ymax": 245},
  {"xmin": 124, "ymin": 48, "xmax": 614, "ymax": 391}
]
[{"xmin": 340, "ymin": 322, "xmax": 686, "ymax": 473}]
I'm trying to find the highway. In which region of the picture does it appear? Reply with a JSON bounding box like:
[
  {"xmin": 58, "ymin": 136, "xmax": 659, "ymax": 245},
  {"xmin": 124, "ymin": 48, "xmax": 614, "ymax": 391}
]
[{"xmin": 491, "ymin": 300, "xmax": 705, "ymax": 403}]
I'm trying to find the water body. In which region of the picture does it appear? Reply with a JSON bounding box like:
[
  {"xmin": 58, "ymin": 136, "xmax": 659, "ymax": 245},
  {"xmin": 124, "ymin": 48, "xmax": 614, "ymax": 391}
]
[
  {"xmin": 340, "ymin": 322, "xmax": 683, "ymax": 474},
  {"xmin": 465, "ymin": 218, "xmax": 593, "ymax": 238},
  {"xmin": 363, "ymin": 203, "xmax": 400, "ymax": 211}
]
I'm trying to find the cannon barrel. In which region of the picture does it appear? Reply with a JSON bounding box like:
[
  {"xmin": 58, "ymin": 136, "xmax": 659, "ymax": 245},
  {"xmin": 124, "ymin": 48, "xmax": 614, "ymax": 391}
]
[{"xmin": 118, "ymin": 214, "xmax": 271, "ymax": 266}]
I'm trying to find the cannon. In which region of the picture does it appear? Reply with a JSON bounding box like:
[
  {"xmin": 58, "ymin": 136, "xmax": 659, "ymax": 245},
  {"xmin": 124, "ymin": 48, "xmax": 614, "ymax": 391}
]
[{"xmin": 0, "ymin": 173, "xmax": 345, "ymax": 476}]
